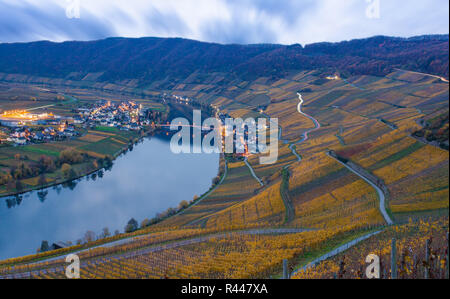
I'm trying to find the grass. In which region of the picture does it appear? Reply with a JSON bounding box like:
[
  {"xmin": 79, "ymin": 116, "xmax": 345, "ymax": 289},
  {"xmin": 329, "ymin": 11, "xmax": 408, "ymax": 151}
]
[
  {"xmin": 95, "ymin": 126, "xmax": 119, "ymax": 133},
  {"xmin": 80, "ymin": 138, "xmax": 123, "ymax": 157},
  {"xmin": 20, "ymin": 146, "xmax": 61, "ymax": 157}
]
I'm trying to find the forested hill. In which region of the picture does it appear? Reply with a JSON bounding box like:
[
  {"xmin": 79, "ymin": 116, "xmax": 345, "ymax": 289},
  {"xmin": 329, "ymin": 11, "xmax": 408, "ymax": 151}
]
[{"xmin": 0, "ymin": 34, "xmax": 448, "ymax": 84}]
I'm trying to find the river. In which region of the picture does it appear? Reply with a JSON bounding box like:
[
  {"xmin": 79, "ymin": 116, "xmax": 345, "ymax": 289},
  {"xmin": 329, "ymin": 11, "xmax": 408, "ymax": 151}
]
[{"xmin": 0, "ymin": 135, "xmax": 219, "ymax": 260}]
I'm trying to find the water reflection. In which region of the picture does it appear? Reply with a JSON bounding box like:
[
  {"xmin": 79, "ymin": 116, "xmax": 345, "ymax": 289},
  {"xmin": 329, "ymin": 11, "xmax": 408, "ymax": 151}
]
[{"xmin": 0, "ymin": 136, "xmax": 219, "ymax": 260}]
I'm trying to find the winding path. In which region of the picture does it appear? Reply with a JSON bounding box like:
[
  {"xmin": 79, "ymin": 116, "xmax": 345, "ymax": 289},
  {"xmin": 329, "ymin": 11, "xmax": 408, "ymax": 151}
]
[
  {"xmin": 286, "ymin": 93, "xmax": 322, "ymax": 162},
  {"xmin": 393, "ymin": 68, "xmax": 449, "ymax": 83},
  {"xmin": 327, "ymin": 152, "xmax": 394, "ymax": 226},
  {"xmin": 241, "ymin": 93, "xmax": 320, "ymax": 183},
  {"xmin": 284, "ymin": 93, "xmax": 392, "ymax": 276},
  {"xmin": 244, "ymin": 157, "xmax": 264, "ymax": 186}
]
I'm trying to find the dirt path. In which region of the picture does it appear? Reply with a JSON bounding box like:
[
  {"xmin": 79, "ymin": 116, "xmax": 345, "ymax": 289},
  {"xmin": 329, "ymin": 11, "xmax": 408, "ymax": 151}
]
[
  {"xmin": 1, "ymin": 228, "xmax": 315, "ymax": 279},
  {"xmin": 327, "ymin": 152, "xmax": 394, "ymax": 226},
  {"xmin": 244, "ymin": 156, "xmax": 264, "ymax": 186},
  {"xmin": 287, "ymin": 93, "xmax": 322, "ymax": 160},
  {"xmin": 393, "ymin": 68, "xmax": 449, "ymax": 83}
]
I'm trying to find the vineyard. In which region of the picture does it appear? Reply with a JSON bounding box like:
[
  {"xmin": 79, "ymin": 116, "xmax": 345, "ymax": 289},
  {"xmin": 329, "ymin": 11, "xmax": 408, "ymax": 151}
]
[
  {"xmin": 1, "ymin": 226, "xmax": 370, "ymax": 279},
  {"xmin": 293, "ymin": 218, "xmax": 449, "ymax": 279},
  {"xmin": 0, "ymin": 66, "xmax": 448, "ymax": 279}
]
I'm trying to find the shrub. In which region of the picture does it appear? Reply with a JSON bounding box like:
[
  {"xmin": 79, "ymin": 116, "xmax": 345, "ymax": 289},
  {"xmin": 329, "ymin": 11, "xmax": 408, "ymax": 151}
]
[{"xmin": 59, "ymin": 149, "xmax": 85, "ymax": 165}]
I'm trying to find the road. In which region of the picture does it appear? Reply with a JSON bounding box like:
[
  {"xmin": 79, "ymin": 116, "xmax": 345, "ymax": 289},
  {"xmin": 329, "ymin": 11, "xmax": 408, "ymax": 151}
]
[
  {"xmin": 394, "ymin": 68, "xmax": 449, "ymax": 83},
  {"xmin": 244, "ymin": 157, "xmax": 264, "ymax": 186},
  {"xmin": 286, "ymin": 93, "xmax": 322, "ymax": 162},
  {"xmin": 327, "ymin": 153, "xmax": 394, "ymax": 226},
  {"xmin": 1, "ymin": 228, "xmax": 315, "ymax": 279},
  {"xmin": 26, "ymin": 94, "xmax": 78, "ymax": 111}
]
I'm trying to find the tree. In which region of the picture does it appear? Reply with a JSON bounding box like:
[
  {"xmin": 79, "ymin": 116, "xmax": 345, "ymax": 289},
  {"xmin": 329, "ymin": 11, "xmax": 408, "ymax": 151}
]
[
  {"xmin": 178, "ymin": 200, "xmax": 189, "ymax": 210},
  {"xmin": 69, "ymin": 168, "xmax": 78, "ymax": 180},
  {"xmin": 6, "ymin": 180, "xmax": 15, "ymax": 191},
  {"xmin": 38, "ymin": 174, "xmax": 47, "ymax": 187},
  {"xmin": 141, "ymin": 219, "xmax": 151, "ymax": 228},
  {"xmin": 40, "ymin": 240, "xmax": 50, "ymax": 253},
  {"xmin": 104, "ymin": 156, "xmax": 113, "ymax": 171},
  {"xmin": 102, "ymin": 227, "xmax": 111, "ymax": 238},
  {"xmin": 84, "ymin": 230, "xmax": 96, "ymax": 243},
  {"xmin": 212, "ymin": 176, "xmax": 221, "ymax": 185},
  {"xmin": 0, "ymin": 173, "xmax": 12, "ymax": 185},
  {"xmin": 15, "ymin": 180, "xmax": 23, "ymax": 192},
  {"xmin": 59, "ymin": 149, "xmax": 84, "ymax": 165},
  {"xmin": 38, "ymin": 155, "xmax": 56, "ymax": 173},
  {"xmin": 125, "ymin": 218, "xmax": 139, "ymax": 233},
  {"xmin": 61, "ymin": 163, "xmax": 72, "ymax": 179}
]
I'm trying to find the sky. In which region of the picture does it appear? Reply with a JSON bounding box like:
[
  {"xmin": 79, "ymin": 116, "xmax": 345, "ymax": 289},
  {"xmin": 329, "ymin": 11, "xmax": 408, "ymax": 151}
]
[{"xmin": 0, "ymin": 0, "xmax": 448, "ymax": 45}]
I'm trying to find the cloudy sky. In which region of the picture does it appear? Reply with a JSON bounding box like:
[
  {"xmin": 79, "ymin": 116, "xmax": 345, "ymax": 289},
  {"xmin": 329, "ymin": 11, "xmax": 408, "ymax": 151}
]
[{"xmin": 0, "ymin": 0, "xmax": 448, "ymax": 45}]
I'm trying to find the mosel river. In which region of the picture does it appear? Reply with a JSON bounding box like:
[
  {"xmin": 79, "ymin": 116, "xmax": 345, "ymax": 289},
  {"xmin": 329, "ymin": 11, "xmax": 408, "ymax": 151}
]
[{"xmin": 0, "ymin": 135, "xmax": 219, "ymax": 260}]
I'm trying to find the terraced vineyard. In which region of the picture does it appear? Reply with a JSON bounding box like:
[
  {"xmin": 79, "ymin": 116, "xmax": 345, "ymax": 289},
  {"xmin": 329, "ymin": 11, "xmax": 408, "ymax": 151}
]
[
  {"xmin": 293, "ymin": 218, "xmax": 449, "ymax": 279},
  {"xmin": 0, "ymin": 67, "xmax": 448, "ymax": 279}
]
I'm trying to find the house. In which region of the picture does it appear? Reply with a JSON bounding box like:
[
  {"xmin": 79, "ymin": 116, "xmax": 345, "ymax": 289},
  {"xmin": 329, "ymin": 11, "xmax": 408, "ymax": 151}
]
[
  {"xmin": 15, "ymin": 137, "xmax": 27, "ymax": 145},
  {"xmin": 63, "ymin": 130, "xmax": 74, "ymax": 137},
  {"xmin": 73, "ymin": 116, "xmax": 84, "ymax": 124},
  {"xmin": 33, "ymin": 132, "xmax": 44, "ymax": 141},
  {"xmin": 0, "ymin": 118, "xmax": 20, "ymax": 127},
  {"xmin": 51, "ymin": 242, "xmax": 71, "ymax": 250}
]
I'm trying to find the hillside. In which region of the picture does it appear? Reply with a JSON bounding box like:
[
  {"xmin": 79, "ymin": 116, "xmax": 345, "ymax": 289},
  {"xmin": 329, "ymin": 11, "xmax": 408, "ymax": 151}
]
[
  {"xmin": 0, "ymin": 35, "xmax": 448, "ymax": 85},
  {"xmin": 0, "ymin": 35, "xmax": 448, "ymax": 279},
  {"xmin": 0, "ymin": 66, "xmax": 448, "ymax": 279}
]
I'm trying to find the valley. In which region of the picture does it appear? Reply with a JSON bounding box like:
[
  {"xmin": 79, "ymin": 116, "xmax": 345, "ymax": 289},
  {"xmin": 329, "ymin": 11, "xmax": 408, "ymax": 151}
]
[{"xmin": 0, "ymin": 35, "xmax": 448, "ymax": 279}]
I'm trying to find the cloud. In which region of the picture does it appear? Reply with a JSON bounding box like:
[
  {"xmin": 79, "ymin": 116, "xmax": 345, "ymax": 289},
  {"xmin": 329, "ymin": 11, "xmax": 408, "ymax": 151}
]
[{"xmin": 0, "ymin": 0, "xmax": 448, "ymax": 45}]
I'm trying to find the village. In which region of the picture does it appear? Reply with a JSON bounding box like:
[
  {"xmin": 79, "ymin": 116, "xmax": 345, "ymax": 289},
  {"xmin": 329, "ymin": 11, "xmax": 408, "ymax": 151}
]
[
  {"xmin": 0, "ymin": 100, "xmax": 151, "ymax": 146},
  {"xmin": 76, "ymin": 100, "xmax": 151, "ymax": 130}
]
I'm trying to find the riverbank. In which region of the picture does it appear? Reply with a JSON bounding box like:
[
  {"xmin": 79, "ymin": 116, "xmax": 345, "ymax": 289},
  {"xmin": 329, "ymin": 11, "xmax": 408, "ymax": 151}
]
[
  {"xmin": 0, "ymin": 126, "xmax": 151, "ymax": 198},
  {"xmin": 0, "ymin": 135, "xmax": 220, "ymax": 261}
]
